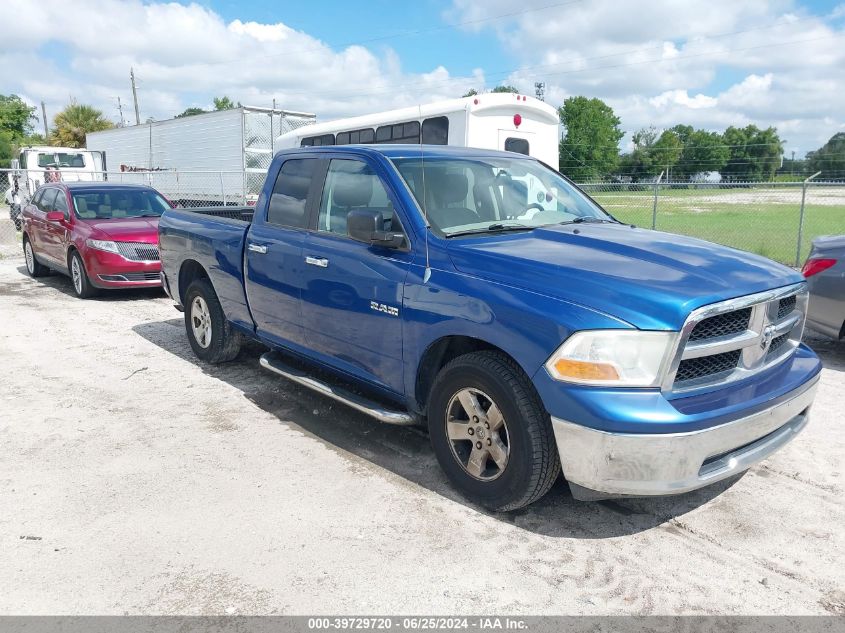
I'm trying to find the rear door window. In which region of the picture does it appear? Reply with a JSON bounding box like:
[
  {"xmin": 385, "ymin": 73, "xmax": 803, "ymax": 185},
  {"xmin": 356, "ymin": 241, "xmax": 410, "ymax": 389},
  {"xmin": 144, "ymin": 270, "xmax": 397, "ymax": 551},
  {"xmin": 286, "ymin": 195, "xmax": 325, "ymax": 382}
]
[
  {"xmin": 505, "ymin": 137, "xmax": 530, "ymax": 156},
  {"xmin": 267, "ymin": 159, "xmax": 320, "ymax": 228}
]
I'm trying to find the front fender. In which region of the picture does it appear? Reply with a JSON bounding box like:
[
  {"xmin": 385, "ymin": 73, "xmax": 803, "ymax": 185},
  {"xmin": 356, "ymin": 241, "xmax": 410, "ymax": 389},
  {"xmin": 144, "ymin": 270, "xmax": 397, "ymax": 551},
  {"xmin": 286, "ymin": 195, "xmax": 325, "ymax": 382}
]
[{"xmin": 401, "ymin": 266, "xmax": 633, "ymax": 399}]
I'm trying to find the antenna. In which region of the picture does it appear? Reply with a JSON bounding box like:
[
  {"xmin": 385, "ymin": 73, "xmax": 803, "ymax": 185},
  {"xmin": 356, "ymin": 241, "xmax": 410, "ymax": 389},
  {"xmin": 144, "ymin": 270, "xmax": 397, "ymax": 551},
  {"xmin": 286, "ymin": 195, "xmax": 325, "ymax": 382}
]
[{"xmin": 418, "ymin": 103, "xmax": 431, "ymax": 284}]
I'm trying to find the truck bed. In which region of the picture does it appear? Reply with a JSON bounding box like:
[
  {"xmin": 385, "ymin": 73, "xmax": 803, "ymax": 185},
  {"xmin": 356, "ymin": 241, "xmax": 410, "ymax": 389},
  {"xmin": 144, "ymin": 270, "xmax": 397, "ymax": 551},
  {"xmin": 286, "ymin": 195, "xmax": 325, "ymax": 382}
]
[{"xmin": 158, "ymin": 207, "xmax": 254, "ymax": 330}]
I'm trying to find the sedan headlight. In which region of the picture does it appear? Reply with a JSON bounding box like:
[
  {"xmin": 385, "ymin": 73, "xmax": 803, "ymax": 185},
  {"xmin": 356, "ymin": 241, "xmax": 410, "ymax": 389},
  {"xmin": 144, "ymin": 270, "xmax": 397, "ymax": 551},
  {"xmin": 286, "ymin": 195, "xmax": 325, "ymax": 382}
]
[
  {"xmin": 86, "ymin": 239, "xmax": 119, "ymax": 254},
  {"xmin": 545, "ymin": 330, "xmax": 676, "ymax": 387}
]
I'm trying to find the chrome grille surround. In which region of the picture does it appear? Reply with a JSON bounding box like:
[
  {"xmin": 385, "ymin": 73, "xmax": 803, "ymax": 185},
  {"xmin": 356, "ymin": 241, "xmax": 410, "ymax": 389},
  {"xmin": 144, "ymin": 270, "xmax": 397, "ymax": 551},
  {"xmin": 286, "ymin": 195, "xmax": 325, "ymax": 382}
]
[
  {"xmin": 663, "ymin": 282, "xmax": 808, "ymax": 396},
  {"xmin": 114, "ymin": 241, "xmax": 160, "ymax": 262}
]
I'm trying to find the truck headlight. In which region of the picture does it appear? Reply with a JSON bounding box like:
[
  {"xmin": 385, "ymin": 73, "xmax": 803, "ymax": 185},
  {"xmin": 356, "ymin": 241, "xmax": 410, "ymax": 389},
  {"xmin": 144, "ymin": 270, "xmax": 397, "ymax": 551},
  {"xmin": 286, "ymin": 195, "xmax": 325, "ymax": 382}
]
[
  {"xmin": 544, "ymin": 330, "xmax": 676, "ymax": 387},
  {"xmin": 86, "ymin": 239, "xmax": 119, "ymax": 254}
]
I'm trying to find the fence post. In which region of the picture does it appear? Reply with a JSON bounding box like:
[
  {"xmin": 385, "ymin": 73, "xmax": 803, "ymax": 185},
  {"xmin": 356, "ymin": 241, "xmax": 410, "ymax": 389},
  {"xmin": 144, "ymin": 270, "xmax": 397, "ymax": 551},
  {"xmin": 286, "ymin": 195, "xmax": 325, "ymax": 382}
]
[
  {"xmin": 795, "ymin": 171, "xmax": 821, "ymax": 266},
  {"xmin": 220, "ymin": 171, "xmax": 227, "ymax": 207},
  {"xmin": 651, "ymin": 171, "xmax": 664, "ymax": 230}
]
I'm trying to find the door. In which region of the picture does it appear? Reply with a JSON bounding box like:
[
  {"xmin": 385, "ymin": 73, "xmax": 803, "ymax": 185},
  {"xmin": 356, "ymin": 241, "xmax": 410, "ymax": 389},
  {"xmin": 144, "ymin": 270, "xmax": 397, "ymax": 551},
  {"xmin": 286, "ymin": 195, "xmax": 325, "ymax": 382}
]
[
  {"xmin": 245, "ymin": 157, "xmax": 322, "ymax": 349},
  {"xmin": 300, "ymin": 158, "xmax": 411, "ymax": 393},
  {"xmin": 38, "ymin": 189, "xmax": 66, "ymax": 266}
]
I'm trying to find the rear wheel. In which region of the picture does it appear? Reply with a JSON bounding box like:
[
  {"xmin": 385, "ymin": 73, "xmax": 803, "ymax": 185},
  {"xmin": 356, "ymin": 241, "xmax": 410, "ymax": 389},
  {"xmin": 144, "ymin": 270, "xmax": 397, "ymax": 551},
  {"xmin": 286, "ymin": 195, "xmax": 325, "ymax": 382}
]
[
  {"xmin": 23, "ymin": 236, "xmax": 48, "ymax": 278},
  {"xmin": 184, "ymin": 277, "xmax": 242, "ymax": 364},
  {"xmin": 69, "ymin": 251, "xmax": 97, "ymax": 299},
  {"xmin": 427, "ymin": 351, "xmax": 561, "ymax": 511}
]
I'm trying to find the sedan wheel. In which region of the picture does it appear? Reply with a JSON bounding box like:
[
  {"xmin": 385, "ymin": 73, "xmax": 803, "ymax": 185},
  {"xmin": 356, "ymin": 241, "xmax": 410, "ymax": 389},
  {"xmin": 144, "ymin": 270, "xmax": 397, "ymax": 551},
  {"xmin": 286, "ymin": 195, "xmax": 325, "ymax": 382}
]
[{"xmin": 71, "ymin": 256, "xmax": 83, "ymax": 294}]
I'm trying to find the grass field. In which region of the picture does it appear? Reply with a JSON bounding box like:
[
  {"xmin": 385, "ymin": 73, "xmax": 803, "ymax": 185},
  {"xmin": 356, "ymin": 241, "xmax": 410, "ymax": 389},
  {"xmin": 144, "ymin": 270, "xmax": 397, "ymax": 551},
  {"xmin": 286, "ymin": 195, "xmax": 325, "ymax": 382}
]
[{"xmin": 585, "ymin": 185, "xmax": 845, "ymax": 265}]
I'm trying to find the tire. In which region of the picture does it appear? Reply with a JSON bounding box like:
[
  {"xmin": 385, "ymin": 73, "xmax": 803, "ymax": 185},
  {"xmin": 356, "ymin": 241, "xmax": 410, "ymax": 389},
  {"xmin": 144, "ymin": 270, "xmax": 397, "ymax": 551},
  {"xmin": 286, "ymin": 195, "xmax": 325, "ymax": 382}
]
[
  {"xmin": 69, "ymin": 250, "xmax": 98, "ymax": 299},
  {"xmin": 427, "ymin": 351, "xmax": 561, "ymax": 511},
  {"xmin": 23, "ymin": 236, "xmax": 49, "ymax": 278},
  {"xmin": 184, "ymin": 277, "xmax": 242, "ymax": 364}
]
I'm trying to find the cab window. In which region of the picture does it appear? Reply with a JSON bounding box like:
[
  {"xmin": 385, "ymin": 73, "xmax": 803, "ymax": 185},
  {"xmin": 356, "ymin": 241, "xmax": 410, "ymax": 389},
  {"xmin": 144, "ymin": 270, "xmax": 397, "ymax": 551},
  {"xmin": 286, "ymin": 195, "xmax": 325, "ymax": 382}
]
[
  {"xmin": 317, "ymin": 159, "xmax": 402, "ymax": 238},
  {"xmin": 267, "ymin": 159, "xmax": 320, "ymax": 228}
]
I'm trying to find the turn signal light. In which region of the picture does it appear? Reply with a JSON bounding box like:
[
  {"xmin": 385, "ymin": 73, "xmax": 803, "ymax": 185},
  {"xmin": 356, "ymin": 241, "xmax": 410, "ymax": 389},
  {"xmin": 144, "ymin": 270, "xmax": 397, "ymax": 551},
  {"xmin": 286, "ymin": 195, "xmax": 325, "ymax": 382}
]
[
  {"xmin": 801, "ymin": 258, "xmax": 836, "ymax": 278},
  {"xmin": 552, "ymin": 359, "xmax": 620, "ymax": 381}
]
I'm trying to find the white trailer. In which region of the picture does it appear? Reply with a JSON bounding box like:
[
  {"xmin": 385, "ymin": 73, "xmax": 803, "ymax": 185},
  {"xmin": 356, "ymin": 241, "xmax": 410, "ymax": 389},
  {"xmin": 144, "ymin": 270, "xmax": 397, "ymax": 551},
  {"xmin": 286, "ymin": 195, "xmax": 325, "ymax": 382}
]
[
  {"xmin": 86, "ymin": 106, "xmax": 315, "ymax": 205},
  {"xmin": 275, "ymin": 93, "xmax": 561, "ymax": 166}
]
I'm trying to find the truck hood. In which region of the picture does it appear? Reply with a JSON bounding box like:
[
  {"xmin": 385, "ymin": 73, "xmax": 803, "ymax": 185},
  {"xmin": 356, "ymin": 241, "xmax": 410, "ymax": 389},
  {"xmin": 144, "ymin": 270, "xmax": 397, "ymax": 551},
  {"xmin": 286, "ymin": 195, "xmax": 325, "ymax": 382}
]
[
  {"xmin": 83, "ymin": 217, "xmax": 160, "ymax": 243},
  {"xmin": 447, "ymin": 223, "xmax": 804, "ymax": 331}
]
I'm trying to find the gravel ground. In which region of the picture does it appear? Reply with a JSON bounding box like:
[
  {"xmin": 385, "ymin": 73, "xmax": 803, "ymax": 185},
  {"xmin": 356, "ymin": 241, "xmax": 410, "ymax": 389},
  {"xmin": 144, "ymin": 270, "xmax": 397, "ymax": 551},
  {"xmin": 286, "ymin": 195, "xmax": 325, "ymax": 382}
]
[{"xmin": 0, "ymin": 257, "xmax": 843, "ymax": 616}]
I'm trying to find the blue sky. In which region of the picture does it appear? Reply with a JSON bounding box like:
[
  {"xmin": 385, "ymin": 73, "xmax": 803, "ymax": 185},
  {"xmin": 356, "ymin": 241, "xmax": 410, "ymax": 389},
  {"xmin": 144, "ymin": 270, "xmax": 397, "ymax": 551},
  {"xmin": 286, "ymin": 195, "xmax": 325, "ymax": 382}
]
[{"xmin": 3, "ymin": 0, "xmax": 845, "ymax": 155}]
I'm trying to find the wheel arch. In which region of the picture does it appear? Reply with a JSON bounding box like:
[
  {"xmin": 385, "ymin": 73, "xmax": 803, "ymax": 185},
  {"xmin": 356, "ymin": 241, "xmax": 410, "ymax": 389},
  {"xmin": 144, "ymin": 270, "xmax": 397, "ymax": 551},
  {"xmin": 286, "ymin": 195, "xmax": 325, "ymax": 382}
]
[
  {"xmin": 415, "ymin": 335, "xmax": 531, "ymax": 414},
  {"xmin": 178, "ymin": 259, "xmax": 210, "ymax": 305}
]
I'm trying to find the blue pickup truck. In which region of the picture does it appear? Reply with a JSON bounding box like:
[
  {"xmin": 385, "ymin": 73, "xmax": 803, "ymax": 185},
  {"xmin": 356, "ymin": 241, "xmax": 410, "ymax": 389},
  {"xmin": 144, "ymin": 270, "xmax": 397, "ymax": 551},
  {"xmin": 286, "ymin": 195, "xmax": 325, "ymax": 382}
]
[{"xmin": 159, "ymin": 145, "xmax": 821, "ymax": 510}]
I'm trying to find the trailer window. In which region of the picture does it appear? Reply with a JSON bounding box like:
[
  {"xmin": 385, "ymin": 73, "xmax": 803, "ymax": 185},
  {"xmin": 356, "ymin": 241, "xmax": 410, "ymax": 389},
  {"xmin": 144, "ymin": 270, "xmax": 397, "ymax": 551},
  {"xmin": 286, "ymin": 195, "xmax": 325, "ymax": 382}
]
[
  {"xmin": 267, "ymin": 158, "xmax": 319, "ymax": 228},
  {"xmin": 336, "ymin": 128, "xmax": 375, "ymax": 145},
  {"xmin": 422, "ymin": 117, "xmax": 449, "ymax": 145},
  {"xmin": 375, "ymin": 121, "xmax": 420, "ymax": 144},
  {"xmin": 505, "ymin": 138, "xmax": 530, "ymax": 156},
  {"xmin": 301, "ymin": 134, "xmax": 335, "ymax": 147}
]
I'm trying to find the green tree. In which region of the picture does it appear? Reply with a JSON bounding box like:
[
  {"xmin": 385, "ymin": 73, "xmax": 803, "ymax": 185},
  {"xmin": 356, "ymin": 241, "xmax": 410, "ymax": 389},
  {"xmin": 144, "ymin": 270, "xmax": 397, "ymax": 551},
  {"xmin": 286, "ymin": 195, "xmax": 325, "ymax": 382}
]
[
  {"xmin": 721, "ymin": 125, "xmax": 783, "ymax": 181},
  {"xmin": 558, "ymin": 96, "xmax": 623, "ymax": 180},
  {"xmin": 670, "ymin": 125, "xmax": 729, "ymax": 179},
  {"xmin": 50, "ymin": 102, "xmax": 114, "ymax": 148},
  {"xmin": 0, "ymin": 94, "xmax": 37, "ymax": 141},
  {"xmin": 0, "ymin": 130, "xmax": 14, "ymax": 168},
  {"xmin": 490, "ymin": 85, "xmax": 519, "ymax": 94},
  {"xmin": 213, "ymin": 96, "xmax": 241, "ymax": 111},
  {"xmin": 462, "ymin": 89, "xmax": 479, "ymax": 98},
  {"xmin": 807, "ymin": 133, "xmax": 845, "ymax": 178},
  {"xmin": 623, "ymin": 127, "xmax": 685, "ymax": 180},
  {"xmin": 176, "ymin": 107, "xmax": 207, "ymax": 118}
]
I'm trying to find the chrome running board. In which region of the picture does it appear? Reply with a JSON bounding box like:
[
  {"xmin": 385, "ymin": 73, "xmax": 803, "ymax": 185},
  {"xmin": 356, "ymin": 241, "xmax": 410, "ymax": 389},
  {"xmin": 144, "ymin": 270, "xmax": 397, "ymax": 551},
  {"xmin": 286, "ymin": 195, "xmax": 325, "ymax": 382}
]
[{"xmin": 259, "ymin": 352, "xmax": 416, "ymax": 426}]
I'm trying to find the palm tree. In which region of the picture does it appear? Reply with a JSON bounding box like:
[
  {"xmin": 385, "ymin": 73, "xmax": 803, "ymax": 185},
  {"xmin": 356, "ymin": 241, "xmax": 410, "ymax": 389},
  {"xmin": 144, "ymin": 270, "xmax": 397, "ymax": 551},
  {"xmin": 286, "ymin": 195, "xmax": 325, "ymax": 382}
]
[{"xmin": 50, "ymin": 102, "xmax": 114, "ymax": 148}]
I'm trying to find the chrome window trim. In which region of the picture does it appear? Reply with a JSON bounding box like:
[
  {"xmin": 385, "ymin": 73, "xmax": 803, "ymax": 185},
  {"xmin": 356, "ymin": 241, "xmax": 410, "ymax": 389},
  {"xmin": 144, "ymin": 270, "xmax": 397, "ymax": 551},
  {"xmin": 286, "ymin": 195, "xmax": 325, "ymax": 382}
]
[{"xmin": 662, "ymin": 282, "xmax": 808, "ymax": 396}]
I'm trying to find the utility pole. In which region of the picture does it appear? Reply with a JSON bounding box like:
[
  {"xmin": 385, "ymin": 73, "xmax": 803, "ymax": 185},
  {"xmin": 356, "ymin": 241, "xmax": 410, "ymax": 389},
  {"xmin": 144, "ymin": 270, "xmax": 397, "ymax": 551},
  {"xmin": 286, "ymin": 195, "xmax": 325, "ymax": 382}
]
[
  {"xmin": 40, "ymin": 101, "xmax": 49, "ymax": 138},
  {"xmin": 534, "ymin": 82, "xmax": 545, "ymax": 101},
  {"xmin": 130, "ymin": 67, "xmax": 140, "ymax": 125}
]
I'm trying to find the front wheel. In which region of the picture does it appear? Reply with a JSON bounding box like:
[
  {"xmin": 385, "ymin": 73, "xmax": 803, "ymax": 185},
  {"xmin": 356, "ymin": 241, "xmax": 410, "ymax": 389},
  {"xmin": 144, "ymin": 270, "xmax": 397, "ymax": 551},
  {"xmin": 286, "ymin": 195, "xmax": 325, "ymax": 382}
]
[
  {"xmin": 427, "ymin": 351, "xmax": 561, "ymax": 511},
  {"xmin": 183, "ymin": 277, "xmax": 242, "ymax": 364}
]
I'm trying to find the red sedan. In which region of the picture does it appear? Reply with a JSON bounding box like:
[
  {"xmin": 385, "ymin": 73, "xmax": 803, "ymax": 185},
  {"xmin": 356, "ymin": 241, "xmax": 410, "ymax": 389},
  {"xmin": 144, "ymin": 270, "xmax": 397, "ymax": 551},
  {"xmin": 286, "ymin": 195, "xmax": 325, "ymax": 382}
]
[{"xmin": 21, "ymin": 182, "xmax": 168, "ymax": 298}]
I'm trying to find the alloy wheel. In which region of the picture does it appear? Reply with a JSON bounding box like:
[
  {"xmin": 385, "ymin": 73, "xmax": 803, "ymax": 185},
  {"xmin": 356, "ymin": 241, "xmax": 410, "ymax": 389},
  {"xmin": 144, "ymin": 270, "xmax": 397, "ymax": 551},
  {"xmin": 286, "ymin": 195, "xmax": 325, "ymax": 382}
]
[
  {"xmin": 190, "ymin": 296, "xmax": 212, "ymax": 349},
  {"xmin": 445, "ymin": 387, "xmax": 510, "ymax": 481}
]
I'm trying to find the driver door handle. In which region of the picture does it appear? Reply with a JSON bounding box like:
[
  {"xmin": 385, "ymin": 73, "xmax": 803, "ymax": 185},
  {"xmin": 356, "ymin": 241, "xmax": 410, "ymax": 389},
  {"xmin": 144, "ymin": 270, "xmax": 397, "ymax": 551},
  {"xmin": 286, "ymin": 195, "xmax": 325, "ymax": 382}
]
[
  {"xmin": 305, "ymin": 256, "xmax": 329, "ymax": 268},
  {"xmin": 247, "ymin": 243, "xmax": 268, "ymax": 254}
]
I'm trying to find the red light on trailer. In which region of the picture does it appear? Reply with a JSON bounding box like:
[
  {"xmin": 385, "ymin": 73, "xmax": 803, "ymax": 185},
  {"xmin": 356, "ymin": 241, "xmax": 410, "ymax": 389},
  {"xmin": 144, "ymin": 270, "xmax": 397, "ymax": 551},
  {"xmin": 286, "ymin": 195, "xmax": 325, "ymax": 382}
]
[
  {"xmin": 513, "ymin": 114, "xmax": 522, "ymax": 127},
  {"xmin": 473, "ymin": 98, "xmax": 479, "ymax": 105}
]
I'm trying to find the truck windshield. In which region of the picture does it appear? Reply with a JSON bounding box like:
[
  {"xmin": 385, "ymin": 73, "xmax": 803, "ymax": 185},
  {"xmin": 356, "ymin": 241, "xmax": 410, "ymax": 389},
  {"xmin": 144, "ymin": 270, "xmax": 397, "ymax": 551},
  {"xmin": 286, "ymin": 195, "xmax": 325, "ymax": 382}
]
[
  {"xmin": 71, "ymin": 190, "xmax": 171, "ymax": 220},
  {"xmin": 390, "ymin": 156, "xmax": 612, "ymax": 237},
  {"xmin": 37, "ymin": 153, "xmax": 88, "ymax": 168}
]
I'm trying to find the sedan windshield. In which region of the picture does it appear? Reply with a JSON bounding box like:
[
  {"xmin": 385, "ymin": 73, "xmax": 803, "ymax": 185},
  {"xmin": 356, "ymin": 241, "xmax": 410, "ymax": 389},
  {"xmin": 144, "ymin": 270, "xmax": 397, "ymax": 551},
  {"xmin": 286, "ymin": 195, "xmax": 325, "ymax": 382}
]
[
  {"xmin": 71, "ymin": 189, "xmax": 170, "ymax": 219},
  {"xmin": 390, "ymin": 156, "xmax": 612, "ymax": 236}
]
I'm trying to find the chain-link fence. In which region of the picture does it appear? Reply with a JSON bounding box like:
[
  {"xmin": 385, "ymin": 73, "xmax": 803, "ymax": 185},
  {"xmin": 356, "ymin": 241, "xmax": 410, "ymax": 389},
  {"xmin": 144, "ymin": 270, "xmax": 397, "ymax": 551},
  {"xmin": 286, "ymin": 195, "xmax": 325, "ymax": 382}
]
[
  {"xmin": 2, "ymin": 168, "xmax": 842, "ymax": 267},
  {"xmin": 580, "ymin": 181, "xmax": 845, "ymax": 266}
]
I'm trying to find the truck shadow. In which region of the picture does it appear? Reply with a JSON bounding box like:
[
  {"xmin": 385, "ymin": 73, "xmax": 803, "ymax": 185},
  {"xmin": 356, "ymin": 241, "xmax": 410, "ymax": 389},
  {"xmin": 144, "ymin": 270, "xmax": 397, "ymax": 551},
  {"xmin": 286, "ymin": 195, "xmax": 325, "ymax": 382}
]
[
  {"xmin": 134, "ymin": 318, "xmax": 745, "ymax": 539},
  {"xmin": 14, "ymin": 265, "xmax": 166, "ymax": 301}
]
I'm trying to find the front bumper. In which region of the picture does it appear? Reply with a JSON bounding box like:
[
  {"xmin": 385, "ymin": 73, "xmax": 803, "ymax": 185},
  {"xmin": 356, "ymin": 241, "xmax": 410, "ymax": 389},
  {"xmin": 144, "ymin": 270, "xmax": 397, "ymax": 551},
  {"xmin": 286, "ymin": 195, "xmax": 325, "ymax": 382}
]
[
  {"xmin": 83, "ymin": 248, "xmax": 161, "ymax": 289},
  {"xmin": 553, "ymin": 374, "xmax": 819, "ymax": 499}
]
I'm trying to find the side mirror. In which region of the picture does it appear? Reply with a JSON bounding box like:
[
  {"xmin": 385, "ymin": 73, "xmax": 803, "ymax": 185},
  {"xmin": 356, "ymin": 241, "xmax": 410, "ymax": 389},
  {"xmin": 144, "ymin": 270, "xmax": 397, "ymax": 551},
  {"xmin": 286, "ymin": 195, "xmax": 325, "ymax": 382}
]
[
  {"xmin": 46, "ymin": 211, "xmax": 65, "ymax": 222},
  {"xmin": 347, "ymin": 209, "xmax": 404, "ymax": 248}
]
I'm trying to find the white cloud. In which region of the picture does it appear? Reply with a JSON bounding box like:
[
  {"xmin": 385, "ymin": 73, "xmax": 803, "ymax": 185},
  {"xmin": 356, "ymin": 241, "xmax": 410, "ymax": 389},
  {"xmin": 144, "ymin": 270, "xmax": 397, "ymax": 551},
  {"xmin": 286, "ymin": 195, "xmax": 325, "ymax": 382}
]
[
  {"xmin": 448, "ymin": 0, "xmax": 845, "ymax": 154},
  {"xmin": 0, "ymin": 0, "xmax": 481, "ymax": 129}
]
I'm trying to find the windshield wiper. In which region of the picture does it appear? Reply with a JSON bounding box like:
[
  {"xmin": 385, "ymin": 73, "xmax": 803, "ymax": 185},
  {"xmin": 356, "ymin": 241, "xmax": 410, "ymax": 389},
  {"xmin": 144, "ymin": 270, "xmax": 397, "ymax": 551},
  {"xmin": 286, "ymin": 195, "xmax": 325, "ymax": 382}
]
[
  {"xmin": 446, "ymin": 223, "xmax": 536, "ymax": 238},
  {"xmin": 560, "ymin": 217, "xmax": 618, "ymax": 225}
]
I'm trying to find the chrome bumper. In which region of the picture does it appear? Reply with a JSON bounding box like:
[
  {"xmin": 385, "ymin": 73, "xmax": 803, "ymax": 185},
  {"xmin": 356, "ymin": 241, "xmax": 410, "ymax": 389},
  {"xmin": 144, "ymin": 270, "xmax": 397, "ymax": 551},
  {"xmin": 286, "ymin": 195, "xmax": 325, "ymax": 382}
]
[{"xmin": 552, "ymin": 376, "xmax": 819, "ymax": 499}]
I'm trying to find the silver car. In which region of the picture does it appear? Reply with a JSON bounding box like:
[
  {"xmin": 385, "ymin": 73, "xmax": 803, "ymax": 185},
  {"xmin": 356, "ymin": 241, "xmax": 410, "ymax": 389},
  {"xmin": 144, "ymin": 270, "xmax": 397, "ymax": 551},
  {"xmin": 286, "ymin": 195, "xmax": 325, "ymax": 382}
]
[{"xmin": 803, "ymin": 235, "xmax": 845, "ymax": 340}]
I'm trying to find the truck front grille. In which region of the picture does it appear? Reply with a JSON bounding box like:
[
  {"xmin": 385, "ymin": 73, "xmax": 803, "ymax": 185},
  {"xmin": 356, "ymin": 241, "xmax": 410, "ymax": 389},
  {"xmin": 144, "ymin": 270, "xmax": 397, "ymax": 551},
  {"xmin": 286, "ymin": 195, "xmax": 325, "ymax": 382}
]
[
  {"xmin": 115, "ymin": 241, "xmax": 160, "ymax": 262},
  {"xmin": 688, "ymin": 308, "xmax": 752, "ymax": 341},
  {"xmin": 667, "ymin": 284, "xmax": 808, "ymax": 394}
]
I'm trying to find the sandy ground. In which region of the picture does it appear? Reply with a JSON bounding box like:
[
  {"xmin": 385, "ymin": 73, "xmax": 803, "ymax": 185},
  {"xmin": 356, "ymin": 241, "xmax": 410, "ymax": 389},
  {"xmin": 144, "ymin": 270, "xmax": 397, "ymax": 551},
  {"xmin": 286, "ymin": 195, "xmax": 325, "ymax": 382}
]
[{"xmin": 0, "ymin": 256, "xmax": 843, "ymax": 616}]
